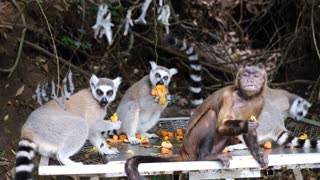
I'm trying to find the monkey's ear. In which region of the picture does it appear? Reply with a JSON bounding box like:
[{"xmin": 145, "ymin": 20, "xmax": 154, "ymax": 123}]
[
  {"xmin": 149, "ymin": 61, "xmax": 157, "ymax": 70},
  {"xmin": 90, "ymin": 74, "xmax": 99, "ymax": 89},
  {"xmin": 113, "ymin": 77, "xmax": 122, "ymax": 90},
  {"xmin": 256, "ymin": 63, "xmax": 265, "ymax": 69},
  {"xmin": 169, "ymin": 68, "xmax": 178, "ymax": 76}
]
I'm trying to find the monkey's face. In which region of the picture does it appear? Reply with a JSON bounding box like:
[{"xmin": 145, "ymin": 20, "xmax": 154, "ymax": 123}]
[
  {"xmin": 149, "ymin": 61, "xmax": 178, "ymax": 87},
  {"xmin": 238, "ymin": 64, "xmax": 266, "ymax": 96},
  {"xmin": 289, "ymin": 98, "xmax": 312, "ymax": 121},
  {"xmin": 90, "ymin": 75, "xmax": 121, "ymax": 108}
]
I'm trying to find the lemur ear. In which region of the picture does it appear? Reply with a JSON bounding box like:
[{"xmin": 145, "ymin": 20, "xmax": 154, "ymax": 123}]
[
  {"xmin": 169, "ymin": 68, "xmax": 178, "ymax": 76},
  {"xmin": 113, "ymin": 77, "xmax": 122, "ymax": 90},
  {"xmin": 90, "ymin": 74, "xmax": 99, "ymax": 89},
  {"xmin": 149, "ymin": 61, "xmax": 157, "ymax": 70},
  {"xmin": 242, "ymin": 62, "xmax": 250, "ymax": 68}
]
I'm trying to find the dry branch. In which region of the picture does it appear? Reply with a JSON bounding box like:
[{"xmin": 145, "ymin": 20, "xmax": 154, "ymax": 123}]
[{"xmin": 21, "ymin": 39, "xmax": 91, "ymax": 77}]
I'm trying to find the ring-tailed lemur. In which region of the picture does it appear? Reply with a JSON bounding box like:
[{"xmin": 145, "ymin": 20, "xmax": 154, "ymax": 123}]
[
  {"xmin": 255, "ymin": 97, "xmax": 319, "ymax": 149},
  {"xmin": 166, "ymin": 35, "xmax": 203, "ymax": 106},
  {"xmin": 116, "ymin": 61, "xmax": 177, "ymax": 144},
  {"xmin": 232, "ymin": 88, "xmax": 316, "ymax": 150},
  {"xmin": 263, "ymin": 87, "xmax": 312, "ymax": 121},
  {"xmin": 15, "ymin": 75, "xmax": 121, "ymax": 180}
]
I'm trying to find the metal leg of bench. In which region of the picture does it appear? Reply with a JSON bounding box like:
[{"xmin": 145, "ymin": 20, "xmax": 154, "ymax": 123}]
[{"xmin": 292, "ymin": 169, "xmax": 303, "ymax": 180}]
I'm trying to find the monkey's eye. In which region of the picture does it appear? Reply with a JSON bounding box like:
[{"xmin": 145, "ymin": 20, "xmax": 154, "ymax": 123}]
[
  {"xmin": 107, "ymin": 90, "xmax": 113, "ymax": 96},
  {"xmin": 96, "ymin": 89, "xmax": 104, "ymax": 96},
  {"xmin": 253, "ymin": 74, "xmax": 259, "ymax": 78},
  {"xmin": 155, "ymin": 73, "xmax": 161, "ymax": 78},
  {"xmin": 163, "ymin": 76, "xmax": 168, "ymax": 80}
]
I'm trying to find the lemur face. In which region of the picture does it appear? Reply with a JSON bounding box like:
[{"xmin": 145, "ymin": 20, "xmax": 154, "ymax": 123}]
[
  {"xmin": 90, "ymin": 75, "xmax": 121, "ymax": 108},
  {"xmin": 149, "ymin": 61, "xmax": 178, "ymax": 87},
  {"xmin": 289, "ymin": 98, "xmax": 312, "ymax": 121}
]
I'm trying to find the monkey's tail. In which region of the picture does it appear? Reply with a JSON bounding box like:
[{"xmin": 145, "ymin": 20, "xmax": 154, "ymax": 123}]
[
  {"xmin": 15, "ymin": 139, "xmax": 37, "ymax": 180},
  {"xmin": 276, "ymin": 131, "xmax": 320, "ymax": 149},
  {"xmin": 125, "ymin": 155, "xmax": 182, "ymax": 180},
  {"xmin": 166, "ymin": 35, "xmax": 203, "ymax": 106}
]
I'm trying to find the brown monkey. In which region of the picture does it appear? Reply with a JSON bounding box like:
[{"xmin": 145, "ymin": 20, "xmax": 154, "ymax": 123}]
[{"xmin": 125, "ymin": 64, "xmax": 269, "ymax": 180}]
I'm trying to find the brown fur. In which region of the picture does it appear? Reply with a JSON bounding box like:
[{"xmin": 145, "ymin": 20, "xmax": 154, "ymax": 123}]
[{"xmin": 125, "ymin": 64, "xmax": 269, "ymax": 180}]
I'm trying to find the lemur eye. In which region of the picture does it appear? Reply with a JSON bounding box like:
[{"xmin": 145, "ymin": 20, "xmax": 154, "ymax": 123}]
[
  {"xmin": 155, "ymin": 73, "xmax": 161, "ymax": 78},
  {"xmin": 243, "ymin": 72, "xmax": 249, "ymax": 77},
  {"xmin": 96, "ymin": 89, "xmax": 104, "ymax": 96},
  {"xmin": 163, "ymin": 76, "xmax": 168, "ymax": 80},
  {"xmin": 107, "ymin": 90, "xmax": 113, "ymax": 96},
  {"xmin": 254, "ymin": 74, "xmax": 259, "ymax": 78}
]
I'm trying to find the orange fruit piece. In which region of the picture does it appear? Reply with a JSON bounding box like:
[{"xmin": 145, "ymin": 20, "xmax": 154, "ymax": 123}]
[
  {"xmin": 163, "ymin": 136, "xmax": 169, "ymax": 141},
  {"xmin": 176, "ymin": 135, "xmax": 183, "ymax": 141},
  {"xmin": 135, "ymin": 134, "xmax": 141, "ymax": 139},
  {"xmin": 161, "ymin": 147, "xmax": 171, "ymax": 155},
  {"xmin": 167, "ymin": 132, "xmax": 174, "ymax": 138},
  {"xmin": 176, "ymin": 129, "xmax": 183, "ymax": 136},
  {"xmin": 112, "ymin": 135, "xmax": 119, "ymax": 140},
  {"xmin": 152, "ymin": 89, "xmax": 158, "ymax": 96},
  {"xmin": 119, "ymin": 134, "xmax": 127, "ymax": 140},
  {"xmin": 263, "ymin": 141, "xmax": 272, "ymax": 149},
  {"xmin": 161, "ymin": 131, "xmax": 168, "ymax": 137}
]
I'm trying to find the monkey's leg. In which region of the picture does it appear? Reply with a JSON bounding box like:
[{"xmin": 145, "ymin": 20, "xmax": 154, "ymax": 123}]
[
  {"xmin": 120, "ymin": 101, "xmax": 141, "ymax": 144},
  {"xmin": 218, "ymin": 120, "xmax": 258, "ymax": 136},
  {"xmin": 243, "ymin": 131, "xmax": 269, "ymax": 168},
  {"xmin": 89, "ymin": 131, "xmax": 119, "ymax": 155},
  {"xmin": 190, "ymin": 110, "xmax": 230, "ymax": 167}
]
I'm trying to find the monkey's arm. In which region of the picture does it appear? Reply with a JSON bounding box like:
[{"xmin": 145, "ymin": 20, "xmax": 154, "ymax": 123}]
[
  {"xmin": 243, "ymin": 131, "xmax": 268, "ymax": 168},
  {"xmin": 217, "ymin": 93, "xmax": 258, "ymax": 136},
  {"xmin": 218, "ymin": 119, "xmax": 258, "ymax": 136}
]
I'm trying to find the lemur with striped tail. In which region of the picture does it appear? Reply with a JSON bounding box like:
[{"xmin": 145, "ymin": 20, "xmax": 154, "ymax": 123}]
[{"xmin": 15, "ymin": 75, "xmax": 121, "ymax": 180}]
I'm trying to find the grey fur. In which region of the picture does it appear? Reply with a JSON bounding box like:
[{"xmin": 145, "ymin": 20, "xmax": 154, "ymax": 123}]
[
  {"xmin": 15, "ymin": 75, "xmax": 121, "ymax": 179},
  {"xmin": 117, "ymin": 61, "xmax": 177, "ymax": 144}
]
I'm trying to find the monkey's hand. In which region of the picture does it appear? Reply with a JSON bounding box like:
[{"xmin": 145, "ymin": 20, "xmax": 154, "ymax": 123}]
[
  {"xmin": 216, "ymin": 154, "xmax": 231, "ymax": 168},
  {"xmin": 256, "ymin": 152, "xmax": 269, "ymax": 169},
  {"xmin": 246, "ymin": 120, "xmax": 259, "ymax": 133}
]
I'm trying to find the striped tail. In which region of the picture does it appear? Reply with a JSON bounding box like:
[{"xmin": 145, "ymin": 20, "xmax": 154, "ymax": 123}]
[
  {"xmin": 276, "ymin": 131, "xmax": 320, "ymax": 149},
  {"xmin": 15, "ymin": 139, "xmax": 37, "ymax": 180},
  {"xmin": 166, "ymin": 36, "xmax": 203, "ymax": 106}
]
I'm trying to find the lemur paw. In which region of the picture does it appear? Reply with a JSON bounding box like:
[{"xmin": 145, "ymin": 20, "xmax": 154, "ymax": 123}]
[
  {"xmin": 102, "ymin": 147, "xmax": 119, "ymax": 155},
  {"xmin": 153, "ymin": 96, "xmax": 160, "ymax": 104},
  {"xmin": 142, "ymin": 133, "xmax": 159, "ymax": 139},
  {"xmin": 128, "ymin": 136, "xmax": 141, "ymax": 145},
  {"xmin": 166, "ymin": 94, "xmax": 172, "ymax": 102}
]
